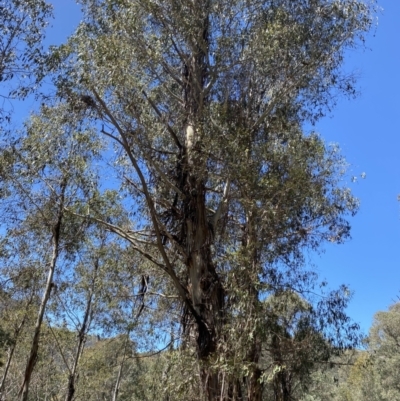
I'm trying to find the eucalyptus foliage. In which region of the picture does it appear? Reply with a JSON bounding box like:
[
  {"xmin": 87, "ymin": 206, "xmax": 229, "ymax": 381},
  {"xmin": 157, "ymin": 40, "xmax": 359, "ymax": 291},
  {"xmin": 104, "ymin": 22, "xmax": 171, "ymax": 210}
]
[
  {"xmin": 368, "ymin": 302, "xmax": 400, "ymax": 401},
  {"xmin": 0, "ymin": 0, "xmax": 378, "ymax": 400},
  {"xmin": 0, "ymin": 0, "xmax": 52, "ymax": 100}
]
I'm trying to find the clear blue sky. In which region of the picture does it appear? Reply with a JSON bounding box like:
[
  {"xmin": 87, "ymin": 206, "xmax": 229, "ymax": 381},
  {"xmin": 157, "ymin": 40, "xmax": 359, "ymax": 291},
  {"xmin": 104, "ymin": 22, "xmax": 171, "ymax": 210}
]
[
  {"xmin": 312, "ymin": 0, "xmax": 400, "ymax": 333},
  {"xmin": 27, "ymin": 0, "xmax": 400, "ymax": 334}
]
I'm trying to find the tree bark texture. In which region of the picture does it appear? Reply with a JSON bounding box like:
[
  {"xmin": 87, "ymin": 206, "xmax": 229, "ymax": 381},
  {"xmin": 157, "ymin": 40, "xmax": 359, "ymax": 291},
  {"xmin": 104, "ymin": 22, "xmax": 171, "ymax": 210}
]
[{"xmin": 180, "ymin": 4, "xmax": 225, "ymax": 399}]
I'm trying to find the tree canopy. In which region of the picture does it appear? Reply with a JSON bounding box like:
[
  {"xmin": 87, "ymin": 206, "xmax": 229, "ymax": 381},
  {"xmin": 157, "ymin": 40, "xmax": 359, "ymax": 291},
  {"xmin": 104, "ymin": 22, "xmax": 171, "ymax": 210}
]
[{"xmin": 0, "ymin": 0, "xmax": 378, "ymax": 400}]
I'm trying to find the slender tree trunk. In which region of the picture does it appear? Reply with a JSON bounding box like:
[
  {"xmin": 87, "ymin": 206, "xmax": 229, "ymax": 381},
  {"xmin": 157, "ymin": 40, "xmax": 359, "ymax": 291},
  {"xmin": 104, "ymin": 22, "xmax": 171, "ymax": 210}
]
[
  {"xmin": 0, "ymin": 346, "xmax": 16, "ymax": 401},
  {"xmin": 271, "ymin": 332, "xmax": 291, "ymax": 401},
  {"xmin": 245, "ymin": 287, "xmax": 263, "ymax": 401},
  {"xmin": 247, "ymin": 366, "xmax": 262, "ymax": 401},
  {"xmin": 273, "ymin": 371, "xmax": 291, "ymax": 401},
  {"xmin": 242, "ymin": 207, "xmax": 264, "ymax": 401},
  {"xmin": 227, "ymin": 378, "xmax": 243, "ymax": 401},
  {"xmin": 0, "ymin": 346, "xmax": 14, "ymax": 401},
  {"xmin": 0, "ymin": 294, "xmax": 34, "ymax": 400},
  {"xmin": 65, "ymin": 257, "xmax": 99, "ymax": 401},
  {"xmin": 19, "ymin": 200, "xmax": 64, "ymax": 401},
  {"xmin": 111, "ymin": 333, "xmax": 130, "ymax": 401}
]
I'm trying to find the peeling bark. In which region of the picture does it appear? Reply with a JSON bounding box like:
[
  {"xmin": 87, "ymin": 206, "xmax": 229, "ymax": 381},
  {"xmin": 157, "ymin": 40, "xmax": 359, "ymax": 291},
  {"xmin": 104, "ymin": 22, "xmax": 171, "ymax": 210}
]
[{"xmin": 180, "ymin": 4, "xmax": 226, "ymax": 399}]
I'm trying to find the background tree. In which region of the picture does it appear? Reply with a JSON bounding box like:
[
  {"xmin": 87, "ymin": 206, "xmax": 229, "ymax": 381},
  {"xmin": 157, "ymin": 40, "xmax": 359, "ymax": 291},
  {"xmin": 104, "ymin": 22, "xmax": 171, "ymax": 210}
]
[
  {"xmin": 367, "ymin": 302, "xmax": 400, "ymax": 401},
  {"xmin": 0, "ymin": 0, "xmax": 52, "ymax": 120},
  {"xmin": 0, "ymin": 102, "xmax": 104, "ymax": 400},
  {"xmin": 299, "ymin": 350, "xmax": 359, "ymax": 401},
  {"xmin": 301, "ymin": 302, "xmax": 400, "ymax": 401},
  {"xmin": 0, "ymin": 247, "xmax": 39, "ymax": 400}
]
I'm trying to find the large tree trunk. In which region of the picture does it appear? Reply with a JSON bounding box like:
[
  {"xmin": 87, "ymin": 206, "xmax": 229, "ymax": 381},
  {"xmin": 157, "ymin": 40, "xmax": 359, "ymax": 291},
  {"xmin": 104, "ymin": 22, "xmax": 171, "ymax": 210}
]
[
  {"xmin": 183, "ymin": 147, "xmax": 224, "ymax": 400},
  {"xmin": 181, "ymin": 3, "xmax": 225, "ymax": 400}
]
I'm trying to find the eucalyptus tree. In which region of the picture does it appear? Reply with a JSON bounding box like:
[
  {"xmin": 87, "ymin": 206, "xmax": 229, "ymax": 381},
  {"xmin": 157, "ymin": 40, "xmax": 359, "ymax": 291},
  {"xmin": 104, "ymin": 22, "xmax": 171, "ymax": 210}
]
[
  {"xmin": 0, "ymin": 103, "xmax": 104, "ymax": 400},
  {"xmin": 0, "ymin": 247, "xmax": 40, "ymax": 400},
  {"xmin": 338, "ymin": 352, "xmax": 382, "ymax": 401},
  {"xmin": 261, "ymin": 289, "xmax": 364, "ymax": 401},
  {"xmin": 59, "ymin": 227, "xmax": 150, "ymax": 401},
  {"xmin": 303, "ymin": 303, "xmax": 400, "ymax": 401},
  {"xmin": 52, "ymin": 228, "xmax": 113, "ymax": 401},
  {"xmin": 38, "ymin": 0, "xmax": 377, "ymax": 399},
  {"xmin": 0, "ymin": 0, "xmax": 52, "ymax": 119},
  {"xmin": 368, "ymin": 302, "xmax": 400, "ymax": 401},
  {"xmin": 0, "ymin": 329, "xmax": 6, "ymax": 366}
]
